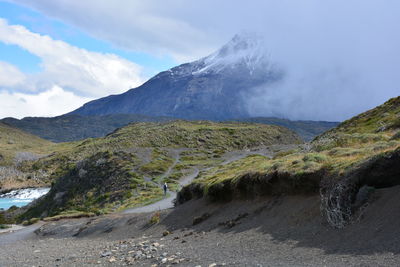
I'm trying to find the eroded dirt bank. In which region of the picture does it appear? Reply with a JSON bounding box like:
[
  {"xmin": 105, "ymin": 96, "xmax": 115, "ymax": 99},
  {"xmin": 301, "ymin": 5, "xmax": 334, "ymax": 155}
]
[{"xmin": 1, "ymin": 185, "xmax": 400, "ymax": 266}]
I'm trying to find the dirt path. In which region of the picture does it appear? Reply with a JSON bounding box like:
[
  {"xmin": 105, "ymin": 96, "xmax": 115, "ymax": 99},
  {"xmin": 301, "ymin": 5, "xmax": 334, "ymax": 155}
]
[
  {"xmin": 0, "ymin": 222, "xmax": 43, "ymax": 246},
  {"xmin": 122, "ymin": 146, "xmax": 294, "ymax": 214},
  {"xmin": 123, "ymin": 149, "xmax": 197, "ymax": 214},
  {"xmin": 123, "ymin": 168, "xmax": 199, "ymax": 214}
]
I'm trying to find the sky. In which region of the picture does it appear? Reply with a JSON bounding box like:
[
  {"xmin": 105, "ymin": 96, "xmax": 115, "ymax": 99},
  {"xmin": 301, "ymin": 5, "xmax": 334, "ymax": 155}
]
[{"xmin": 0, "ymin": 0, "xmax": 399, "ymax": 120}]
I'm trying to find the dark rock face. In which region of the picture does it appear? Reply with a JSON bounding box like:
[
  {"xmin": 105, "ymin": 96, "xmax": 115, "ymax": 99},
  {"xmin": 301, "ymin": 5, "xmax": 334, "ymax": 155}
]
[{"xmin": 71, "ymin": 34, "xmax": 283, "ymax": 120}]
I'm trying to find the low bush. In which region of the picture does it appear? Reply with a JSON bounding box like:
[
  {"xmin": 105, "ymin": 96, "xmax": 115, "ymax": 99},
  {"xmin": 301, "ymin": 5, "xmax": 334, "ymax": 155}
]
[{"xmin": 149, "ymin": 211, "xmax": 161, "ymax": 224}]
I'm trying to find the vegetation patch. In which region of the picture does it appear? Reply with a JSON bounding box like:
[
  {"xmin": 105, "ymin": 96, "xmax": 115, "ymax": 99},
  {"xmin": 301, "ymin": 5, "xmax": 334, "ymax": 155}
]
[{"xmin": 178, "ymin": 97, "xmax": 400, "ymax": 228}]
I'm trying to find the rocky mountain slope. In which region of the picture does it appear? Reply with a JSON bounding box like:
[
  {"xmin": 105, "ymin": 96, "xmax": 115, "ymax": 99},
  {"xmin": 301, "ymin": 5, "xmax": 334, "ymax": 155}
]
[{"xmin": 70, "ymin": 33, "xmax": 282, "ymax": 120}]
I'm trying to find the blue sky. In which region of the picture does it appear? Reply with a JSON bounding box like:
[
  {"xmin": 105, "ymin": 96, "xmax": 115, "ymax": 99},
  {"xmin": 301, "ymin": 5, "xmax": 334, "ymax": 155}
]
[{"xmin": 0, "ymin": 1, "xmax": 176, "ymax": 77}]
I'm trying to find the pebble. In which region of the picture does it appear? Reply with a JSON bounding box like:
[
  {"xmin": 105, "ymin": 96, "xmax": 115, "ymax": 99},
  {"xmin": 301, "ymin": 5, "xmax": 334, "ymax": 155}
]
[
  {"xmin": 97, "ymin": 238, "xmax": 189, "ymax": 266},
  {"xmin": 100, "ymin": 251, "xmax": 112, "ymax": 257}
]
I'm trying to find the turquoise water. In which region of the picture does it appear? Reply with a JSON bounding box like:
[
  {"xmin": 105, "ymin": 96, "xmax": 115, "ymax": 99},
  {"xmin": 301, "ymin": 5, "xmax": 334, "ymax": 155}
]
[{"xmin": 0, "ymin": 198, "xmax": 31, "ymax": 210}]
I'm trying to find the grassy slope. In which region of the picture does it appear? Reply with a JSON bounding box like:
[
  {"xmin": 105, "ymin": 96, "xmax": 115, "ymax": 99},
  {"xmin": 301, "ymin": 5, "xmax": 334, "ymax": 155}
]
[
  {"xmin": 235, "ymin": 117, "xmax": 339, "ymax": 141},
  {"xmin": 179, "ymin": 97, "xmax": 400, "ymax": 221},
  {"xmin": 18, "ymin": 120, "xmax": 301, "ymax": 221},
  {"xmin": 0, "ymin": 123, "xmax": 59, "ymax": 190},
  {"xmin": 0, "ymin": 122, "xmax": 54, "ymax": 165}
]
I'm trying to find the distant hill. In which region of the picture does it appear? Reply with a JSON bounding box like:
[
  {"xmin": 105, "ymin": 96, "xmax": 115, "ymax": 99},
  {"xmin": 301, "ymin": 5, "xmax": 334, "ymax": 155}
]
[
  {"xmin": 1, "ymin": 114, "xmax": 173, "ymax": 143},
  {"xmin": 2, "ymin": 114, "xmax": 337, "ymax": 143},
  {"xmin": 0, "ymin": 122, "xmax": 53, "ymax": 165}
]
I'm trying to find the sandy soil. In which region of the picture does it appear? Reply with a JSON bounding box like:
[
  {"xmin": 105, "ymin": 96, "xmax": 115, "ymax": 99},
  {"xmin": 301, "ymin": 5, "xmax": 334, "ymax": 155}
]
[{"xmin": 1, "ymin": 185, "xmax": 400, "ymax": 266}]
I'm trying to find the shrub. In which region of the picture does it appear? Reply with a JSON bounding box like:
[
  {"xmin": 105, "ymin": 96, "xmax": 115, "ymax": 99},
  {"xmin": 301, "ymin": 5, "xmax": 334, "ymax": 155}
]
[
  {"xmin": 391, "ymin": 131, "xmax": 400, "ymax": 140},
  {"xmin": 22, "ymin": 217, "xmax": 39, "ymax": 226},
  {"xmin": 149, "ymin": 211, "xmax": 160, "ymax": 224},
  {"xmin": 302, "ymin": 153, "xmax": 328, "ymax": 163}
]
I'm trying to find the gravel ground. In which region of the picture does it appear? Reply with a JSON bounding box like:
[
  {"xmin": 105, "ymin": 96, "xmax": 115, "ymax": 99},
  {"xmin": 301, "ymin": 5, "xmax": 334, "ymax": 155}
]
[{"xmin": 1, "ymin": 186, "xmax": 400, "ymax": 266}]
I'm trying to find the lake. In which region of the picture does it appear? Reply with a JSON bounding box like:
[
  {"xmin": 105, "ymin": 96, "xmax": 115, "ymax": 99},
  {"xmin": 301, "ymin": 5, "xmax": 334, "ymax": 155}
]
[{"xmin": 0, "ymin": 188, "xmax": 50, "ymax": 210}]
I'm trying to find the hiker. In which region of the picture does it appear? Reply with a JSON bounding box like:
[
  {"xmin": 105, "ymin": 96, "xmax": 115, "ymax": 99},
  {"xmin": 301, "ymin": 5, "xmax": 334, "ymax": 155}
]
[{"xmin": 163, "ymin": 182, "xmax": 168, "ymax": 196}]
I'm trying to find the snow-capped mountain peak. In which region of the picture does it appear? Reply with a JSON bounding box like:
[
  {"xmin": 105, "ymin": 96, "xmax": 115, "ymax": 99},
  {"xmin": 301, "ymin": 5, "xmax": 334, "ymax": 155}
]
[{"xmin": 194, "ymin": 32, "xmax": 269, "ymax": 75}]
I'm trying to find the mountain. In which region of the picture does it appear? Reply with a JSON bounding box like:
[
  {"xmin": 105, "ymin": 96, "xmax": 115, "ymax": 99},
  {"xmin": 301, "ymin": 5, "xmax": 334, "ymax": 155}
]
[
  {"xmin": 1, "ymin": 114, "xmax": 172, "ymax": 143},
  {"xmin": 70, "ymin": 33, "xmax": 283, "ymax": 120},
  {"xmin": 0, "ymin": 33, "xmax": 335, "ymax": 143}
]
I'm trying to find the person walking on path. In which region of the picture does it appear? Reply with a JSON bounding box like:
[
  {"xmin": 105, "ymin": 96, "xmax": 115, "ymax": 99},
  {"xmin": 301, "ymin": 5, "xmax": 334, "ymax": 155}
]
[{"xmin": 163, "ymin": 182, "xmax": 168, "ymax": 197}]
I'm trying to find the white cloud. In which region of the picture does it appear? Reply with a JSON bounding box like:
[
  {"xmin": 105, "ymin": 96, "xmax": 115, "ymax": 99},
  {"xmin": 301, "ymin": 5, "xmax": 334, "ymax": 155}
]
[
  {"xmin": 7, "ymin": 0, "xmax": 222, "ymax": 62},
  {"xmin": 0, "ymin": 18, "xmax": 144, "ymax": 97},
  {"xmin": 0, "ymin": 85, "xmax": 92, "ymax": 118},
  {"xmin": 0, "ymin": 61, "xmax": 26, "ymax": 87}
]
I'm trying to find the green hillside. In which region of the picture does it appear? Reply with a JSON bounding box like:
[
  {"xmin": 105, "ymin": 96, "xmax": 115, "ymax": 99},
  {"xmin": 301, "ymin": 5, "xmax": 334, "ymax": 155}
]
[
  {"xmin": 0, "ymin": 123, "xmax": 58, "ymax": 191},
  {"xmin": 178, "ymin": 97, "xmax": 400, "ymax": 228},
  {"xmin": 235, "ymin": 117, "xmax": 339, "ymax": 141},
  {"xmin": 18, "ymin": 120, "xmax": 301, "ymax": 220},
  {"xmin": 0, "ymin": 122, "xmax": 54, "ymax": 165}
]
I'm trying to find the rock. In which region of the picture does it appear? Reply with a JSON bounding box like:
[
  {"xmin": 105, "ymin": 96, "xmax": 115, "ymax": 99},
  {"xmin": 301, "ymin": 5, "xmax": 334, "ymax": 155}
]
[
  {"xmin": 152, "ymin": 242, "xmax": 160, "ymax": 247},
  {"xmin": 133, "ymin": 251, "xmax": 143, "ymax": 259},
  {"xmin": 163, "ymin": 231, "xmax": 171, "ymax": 236},
  {"xmin": 108, "ymin": 256, "xmax": 117, "ymax": 263},
  {"xmin": 161, "ymin": 258, "xmax": 168, "ymax": 264},
  {"xmin": 162, "ymin": 252, "xmax": 168, "ymax": 257},
  {"xmin": 183, "ymin": 231, "xmax": 193, "ymax": 237},
  {"xmin": 193, "ymin": 213, "xmax": 211, "ymax": 225},
  {"xmin": 209, "ymin": 264, "xmax": 217, "ymax": 267},
  {"xmin": 125, "ymin": 256, "xmax": 135, "ymax": 265},
  {"xmin": 101, "ymin": 251, "xmax": 112, "ymax": 257}
]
